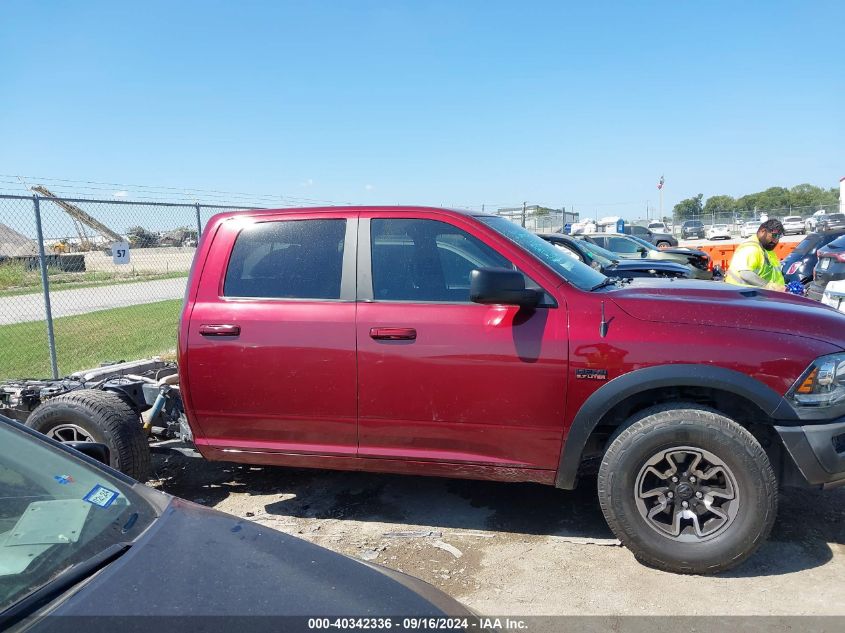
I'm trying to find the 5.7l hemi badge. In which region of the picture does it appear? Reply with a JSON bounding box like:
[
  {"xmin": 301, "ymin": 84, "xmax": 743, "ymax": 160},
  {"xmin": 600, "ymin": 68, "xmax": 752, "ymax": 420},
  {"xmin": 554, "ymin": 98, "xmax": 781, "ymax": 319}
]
[{"xmin": 576, "ymin": 368, "xmax": 608, "ymax": 381}]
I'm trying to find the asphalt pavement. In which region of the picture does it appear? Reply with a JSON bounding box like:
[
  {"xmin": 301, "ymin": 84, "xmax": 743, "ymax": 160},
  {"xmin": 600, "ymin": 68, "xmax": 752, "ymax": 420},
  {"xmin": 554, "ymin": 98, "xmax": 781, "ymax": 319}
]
[{"xmin": 0, "ymin": 277, "xmax": 187, "ymax": 325}]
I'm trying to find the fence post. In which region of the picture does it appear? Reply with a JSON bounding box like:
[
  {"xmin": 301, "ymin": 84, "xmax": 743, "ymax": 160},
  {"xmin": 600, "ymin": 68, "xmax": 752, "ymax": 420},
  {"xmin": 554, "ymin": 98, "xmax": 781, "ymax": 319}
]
[
  {"xmin": 33, "ymin": 194, "xmax": 59, "ymax": 379},
  {"xmin": 195, "ymin": 203, "xmax": 203, "ymax": 238}
]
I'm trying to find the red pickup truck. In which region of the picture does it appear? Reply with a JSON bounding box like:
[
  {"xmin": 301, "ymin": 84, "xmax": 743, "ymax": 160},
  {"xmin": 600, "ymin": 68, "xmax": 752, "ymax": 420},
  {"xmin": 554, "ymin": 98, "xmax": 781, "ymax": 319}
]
[{"xmin": 178, "ymin": 206, "xmax": 845, "ymax": 574}]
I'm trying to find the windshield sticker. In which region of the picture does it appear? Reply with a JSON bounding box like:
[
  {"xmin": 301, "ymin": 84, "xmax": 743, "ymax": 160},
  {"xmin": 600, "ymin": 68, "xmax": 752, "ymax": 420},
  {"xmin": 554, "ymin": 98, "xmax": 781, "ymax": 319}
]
[
  {"xmin": 83, "ymin": 484, "xmax": 119, "ymax": 509},
  {"xmin": 54, "ymin": 474, "xmax": 75, "ymax": 485}
]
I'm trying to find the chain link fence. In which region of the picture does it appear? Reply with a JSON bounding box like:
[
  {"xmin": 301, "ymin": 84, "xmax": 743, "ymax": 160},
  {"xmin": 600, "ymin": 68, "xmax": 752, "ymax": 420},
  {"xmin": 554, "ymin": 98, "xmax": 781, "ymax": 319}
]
[
  {"xmin": 670, "ymin": 203, "xmax": 842, "ymax": 237},
  {"xmin": 0, "ymin": 194, "xmax": 257, "ymax": 379},
  {"xmin": 493, "ymin": 207, "xmax": 579, "ymax": 233}
]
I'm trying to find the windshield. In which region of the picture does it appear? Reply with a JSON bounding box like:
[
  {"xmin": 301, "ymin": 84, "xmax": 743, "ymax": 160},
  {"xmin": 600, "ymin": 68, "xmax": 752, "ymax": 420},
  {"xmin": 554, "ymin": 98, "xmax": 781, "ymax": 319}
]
[
  {"xmin": 574, "ymin": 238, "xmax": 617, "ymax": 266},
  {"xmin": 0, "ymin": 422, "xmax": 158, "ymax": 611},
  {"xmin": 622, "ymin": 234, "xmax": 656, "ymax": 251},
  {"xmin": 791, "ymin": 234, "xmax": 824, "ymax": 257},
  {"xmin": 479, "ymin": 217, "xmax": 606, "ymax": 290}
]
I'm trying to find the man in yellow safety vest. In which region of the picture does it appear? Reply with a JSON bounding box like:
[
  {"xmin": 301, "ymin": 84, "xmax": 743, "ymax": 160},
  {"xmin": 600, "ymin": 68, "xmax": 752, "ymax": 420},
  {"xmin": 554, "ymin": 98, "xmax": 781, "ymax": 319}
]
[{"xmin": 725, "ymin": 219, "xmax": 786, "ymax": 291}]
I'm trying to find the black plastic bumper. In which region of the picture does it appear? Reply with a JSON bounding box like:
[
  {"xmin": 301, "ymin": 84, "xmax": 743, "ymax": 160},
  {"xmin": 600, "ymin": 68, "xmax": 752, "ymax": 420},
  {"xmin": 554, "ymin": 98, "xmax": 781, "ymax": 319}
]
[{"xmin": 775, "ymin": 419, "xmax": 845, "ymax": 489}]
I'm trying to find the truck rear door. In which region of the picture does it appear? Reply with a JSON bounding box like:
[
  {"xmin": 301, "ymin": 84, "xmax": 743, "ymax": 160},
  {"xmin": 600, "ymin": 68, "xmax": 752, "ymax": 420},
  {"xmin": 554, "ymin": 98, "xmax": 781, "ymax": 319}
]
[{"xmin": 182, "ymin": 212, "xmax": 358, "ymax": 458}]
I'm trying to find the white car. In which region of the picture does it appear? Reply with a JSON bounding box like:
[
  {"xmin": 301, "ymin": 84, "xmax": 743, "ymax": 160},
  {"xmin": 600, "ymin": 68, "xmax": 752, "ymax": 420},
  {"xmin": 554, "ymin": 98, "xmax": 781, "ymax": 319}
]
[
  {"xmin": 647, "ymin": 221, "xmax": 669, "ymax": 233},
  {"xmin": 706, "ymin": 224, "xmax": 731, "ymax": 240},
  {"xmin": 806, "ymin": 210, "xmax": 829, "ymax": 233},
  {"xmin": 740, "ymin": 221, "xmax": 759, "ymax": 239},
  {"xmin": 782, "ymin": 215, "xmax": 805, "ymax": 235}
]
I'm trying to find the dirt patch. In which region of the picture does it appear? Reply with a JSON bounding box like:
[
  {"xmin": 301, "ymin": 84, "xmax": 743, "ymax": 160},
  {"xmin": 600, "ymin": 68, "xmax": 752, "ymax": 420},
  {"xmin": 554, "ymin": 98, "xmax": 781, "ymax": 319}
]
[{"xmin": 148, "ymin": 442, "xmax": 845, "ymax": 616}]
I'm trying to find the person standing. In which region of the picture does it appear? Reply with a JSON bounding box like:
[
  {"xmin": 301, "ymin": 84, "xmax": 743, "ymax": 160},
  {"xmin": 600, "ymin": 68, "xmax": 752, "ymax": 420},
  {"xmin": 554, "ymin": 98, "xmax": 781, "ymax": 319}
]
[{"xmin": 725, "ymin": 219, "xmax": 786, "ymax": 291}]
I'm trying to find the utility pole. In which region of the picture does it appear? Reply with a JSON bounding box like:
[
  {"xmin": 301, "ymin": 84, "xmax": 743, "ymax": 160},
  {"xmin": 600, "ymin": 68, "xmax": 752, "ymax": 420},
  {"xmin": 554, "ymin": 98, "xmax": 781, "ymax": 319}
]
[{"xmin": 521, "ymin": 201, "xmax": 527, "ymax": 228}]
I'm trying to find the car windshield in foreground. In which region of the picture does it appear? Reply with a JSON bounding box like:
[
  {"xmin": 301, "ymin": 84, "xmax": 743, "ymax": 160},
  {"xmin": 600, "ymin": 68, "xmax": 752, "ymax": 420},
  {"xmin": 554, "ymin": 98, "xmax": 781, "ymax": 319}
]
[
  {"xmin": 0, "ymin": 422, "xmax": 157, "ymax": 612},
  {"xmin": 479, "ymin": 217, "xmax": 606, "ymax": 291}
]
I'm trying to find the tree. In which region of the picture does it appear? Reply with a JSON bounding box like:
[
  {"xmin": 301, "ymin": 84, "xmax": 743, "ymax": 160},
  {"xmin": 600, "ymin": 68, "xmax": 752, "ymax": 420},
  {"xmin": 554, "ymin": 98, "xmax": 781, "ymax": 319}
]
[
  {"xmin": 126, "ymin": 226, "xmax": 159, "ymax": 248},
  {"xmin": 703, "ymin": 195, "xmax": 736, "ymax": 216},
  {"xmin": 672, "ymin": 194, "xmax": 704, "ymax": 221}
]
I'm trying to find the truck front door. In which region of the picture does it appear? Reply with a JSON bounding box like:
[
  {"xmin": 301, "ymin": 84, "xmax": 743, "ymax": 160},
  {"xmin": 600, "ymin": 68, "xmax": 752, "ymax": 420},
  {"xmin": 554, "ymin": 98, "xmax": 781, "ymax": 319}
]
[{"xmin": 355, "ymin": 213, "xmax": 567, "ymax": 472}]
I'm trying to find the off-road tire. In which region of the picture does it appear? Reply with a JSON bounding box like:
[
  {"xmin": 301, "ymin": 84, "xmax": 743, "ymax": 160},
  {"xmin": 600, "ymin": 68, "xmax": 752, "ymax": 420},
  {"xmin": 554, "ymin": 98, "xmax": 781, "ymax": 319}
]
[
  {"xmin": 26, "ymin": 389, "xmax": 150, "ymax": 481},
  {"xmin": 597, "ymin": 403, "xmax": 777, "ymax": 574}
]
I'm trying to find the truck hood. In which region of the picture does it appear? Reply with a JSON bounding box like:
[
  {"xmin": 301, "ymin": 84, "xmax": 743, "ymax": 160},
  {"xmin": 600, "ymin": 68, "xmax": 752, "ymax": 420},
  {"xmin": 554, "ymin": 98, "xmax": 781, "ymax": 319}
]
[{"xmin": 606, "ymin": 279, "xmax": 845, "ymax": 348}]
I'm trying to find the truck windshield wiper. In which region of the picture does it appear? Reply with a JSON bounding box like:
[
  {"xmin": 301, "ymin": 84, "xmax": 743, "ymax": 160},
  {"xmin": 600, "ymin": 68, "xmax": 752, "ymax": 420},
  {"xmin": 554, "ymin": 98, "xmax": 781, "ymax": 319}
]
[
  {"xmin": 590, "ymin": 278, "xmax": 618, "ymax": 291},
  {"xmin": 0, "ymin": 542, "xmax": 132, "ymax": 629}
]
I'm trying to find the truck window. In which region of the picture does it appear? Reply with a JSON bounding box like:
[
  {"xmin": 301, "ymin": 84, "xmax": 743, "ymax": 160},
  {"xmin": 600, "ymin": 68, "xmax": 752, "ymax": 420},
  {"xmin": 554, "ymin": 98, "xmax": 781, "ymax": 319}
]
[
  {"xmin": 371, "ymin": 219, "xmax": 513, "ymax": 302},
  {"xmin": 224, "ymin": 219, "xmax": 346, "ymax": 299}
]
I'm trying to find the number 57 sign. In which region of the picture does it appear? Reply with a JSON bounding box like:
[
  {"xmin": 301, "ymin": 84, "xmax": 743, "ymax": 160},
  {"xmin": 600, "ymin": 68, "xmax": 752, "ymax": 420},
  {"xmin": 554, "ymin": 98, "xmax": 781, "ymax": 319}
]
[{"xmin": 112, "ymin": 242, "xmax": 131, "ymax": 265}]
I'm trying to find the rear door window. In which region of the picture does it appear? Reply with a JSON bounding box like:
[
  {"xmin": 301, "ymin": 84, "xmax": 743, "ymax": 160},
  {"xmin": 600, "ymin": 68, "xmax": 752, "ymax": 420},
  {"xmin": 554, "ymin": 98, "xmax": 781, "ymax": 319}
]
[{"xmin": 224, "ymin": 219, "xmax": 346, "ymax": 299}]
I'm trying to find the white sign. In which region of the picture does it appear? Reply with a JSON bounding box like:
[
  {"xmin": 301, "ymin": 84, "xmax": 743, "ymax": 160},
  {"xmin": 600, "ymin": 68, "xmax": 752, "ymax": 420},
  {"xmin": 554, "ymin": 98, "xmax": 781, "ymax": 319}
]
[{"xmin": 112, "ymin": 242, "xmax": 130, "ymax": 265}]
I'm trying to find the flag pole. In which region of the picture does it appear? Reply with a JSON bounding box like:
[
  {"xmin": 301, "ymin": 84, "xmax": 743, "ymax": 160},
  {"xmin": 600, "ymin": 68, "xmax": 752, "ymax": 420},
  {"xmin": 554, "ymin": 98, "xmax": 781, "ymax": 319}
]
[{"xmin": 658, "ymin": 174, "xmax": 664, "ymax": 220}]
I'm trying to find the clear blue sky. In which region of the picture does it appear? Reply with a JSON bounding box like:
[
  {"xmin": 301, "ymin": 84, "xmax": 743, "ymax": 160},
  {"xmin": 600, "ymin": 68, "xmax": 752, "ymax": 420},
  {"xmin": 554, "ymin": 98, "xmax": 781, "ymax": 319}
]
[{"xmin": 1, "ymin": 1, "xmax": 842, "ymax": 220}]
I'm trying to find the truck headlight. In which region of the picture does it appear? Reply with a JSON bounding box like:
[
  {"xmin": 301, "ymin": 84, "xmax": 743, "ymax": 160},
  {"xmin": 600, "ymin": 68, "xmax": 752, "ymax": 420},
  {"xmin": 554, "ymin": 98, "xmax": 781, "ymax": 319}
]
[{"xmin": 788, "ymin": 354, "xmax": 845, "ymax": 410}]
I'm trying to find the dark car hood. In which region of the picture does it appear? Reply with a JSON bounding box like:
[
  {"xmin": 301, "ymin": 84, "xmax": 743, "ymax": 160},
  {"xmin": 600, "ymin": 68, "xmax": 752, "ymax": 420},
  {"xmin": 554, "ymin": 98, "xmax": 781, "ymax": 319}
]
[
  {"xmin": 608, "ymin": 259, "xmax": 690, "ymax": 275},
  {"xmin": 660, "ymin": 247, "xmax": 708, "ymax": 260},
  {"xmin": 44, "ymin": 498, "xmax": 470, "ymax": 619},
  {"xmin": 606, "ymin": 278, "xmax": 845, "ymax": 347}
]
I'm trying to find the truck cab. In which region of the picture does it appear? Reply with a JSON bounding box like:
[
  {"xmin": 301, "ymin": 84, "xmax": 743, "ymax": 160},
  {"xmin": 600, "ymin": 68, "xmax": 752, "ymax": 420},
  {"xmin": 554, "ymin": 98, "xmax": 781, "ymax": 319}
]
[{"xmin": 178, "ymin": 206, "xmax": 845, "ymax": 574}]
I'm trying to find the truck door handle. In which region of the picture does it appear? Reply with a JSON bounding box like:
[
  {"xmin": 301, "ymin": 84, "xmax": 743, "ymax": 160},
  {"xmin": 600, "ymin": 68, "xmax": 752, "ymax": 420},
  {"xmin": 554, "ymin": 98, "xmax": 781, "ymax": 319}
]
[
  {"xmin": 369, "ymin": 327, "xmax": 417, "ymax": 341},
  {"xmin": 199, "ymin": 324, "xmax": 241, "ymax": 337}
]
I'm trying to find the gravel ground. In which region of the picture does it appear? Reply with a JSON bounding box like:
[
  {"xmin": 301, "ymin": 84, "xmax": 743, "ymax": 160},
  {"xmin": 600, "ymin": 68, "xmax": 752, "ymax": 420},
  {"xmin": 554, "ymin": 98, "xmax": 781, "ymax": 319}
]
[{"xmin": 148, "ymin": 442, "xmax": 845, "ymax": 617}]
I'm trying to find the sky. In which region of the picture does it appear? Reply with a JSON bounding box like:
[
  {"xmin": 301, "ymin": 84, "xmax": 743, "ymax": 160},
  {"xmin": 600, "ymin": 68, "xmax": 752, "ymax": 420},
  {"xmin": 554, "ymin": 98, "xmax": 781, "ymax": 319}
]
[{"xmin": 1, "ymin": 1, "xmax": 843, "ymax": 221}]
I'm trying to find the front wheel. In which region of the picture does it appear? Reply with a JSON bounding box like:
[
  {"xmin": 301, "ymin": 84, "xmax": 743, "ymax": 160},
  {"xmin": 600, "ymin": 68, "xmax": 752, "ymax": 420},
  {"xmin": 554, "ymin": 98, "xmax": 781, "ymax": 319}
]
[{"xmin": 597, "ymin": 404, "xmax": 777, "ymax": 574}]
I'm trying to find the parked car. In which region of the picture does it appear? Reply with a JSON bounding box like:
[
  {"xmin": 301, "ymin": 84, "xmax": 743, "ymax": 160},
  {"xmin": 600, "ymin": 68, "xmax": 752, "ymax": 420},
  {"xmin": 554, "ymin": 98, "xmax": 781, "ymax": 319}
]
[
  {"xmin": 15, "ymin": 206, "xmax": 845, "ymax": 576},
  {"xmin": 680, "ymin": 219, "xmax": 705, "ymax": 239},
  {"xmin": 647, "ymin": 221, "xmax": 669, "ymax": 233},
  {"xmin": 580, "ymin": 232, "xmax": 712, "ymax": 280},
  {"xmin": 0, "ymin": 415, "xmax": 476, "ymax": 628},
  {"xmin": 805, "ymin": 209, "xmax": 828, "ymax": 232},
  {"xmin": 782, "ymin": 216, "xmax": 805, "ymax": 236},
  {"xmin": 806, "ymin": 234, "xmax": 845, "ymax": 301},
  {"xmin": 622, "ymin": 224, "xmax": 678, "ymax": 250},
  {"xmin": 781, "ymin": 230, "xmax": 845, "ymax": 288},
  {"xmin": 740, "ymin": 220, "xmax": 760, "ymax": 239},
  {"xmin": 539, "ymin": 233, "xmax": 691, "ymax": 279},
  {"xmin": 706, "ymin": 224, "xmax": 731, "ymax": 240},
  {"xmin": 817, "ymin": 213, "xmax": 845, "ymax": 233}
]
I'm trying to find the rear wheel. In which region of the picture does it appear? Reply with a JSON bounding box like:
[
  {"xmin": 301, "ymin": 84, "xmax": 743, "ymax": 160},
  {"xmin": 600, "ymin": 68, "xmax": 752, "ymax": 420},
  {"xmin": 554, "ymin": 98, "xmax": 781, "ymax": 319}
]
[
  {"xmin": 656, "ymin": 241, "xmax": 671, "ymax": 250},
  {"xmin": 597, "ymin": 404, "xmax": 777, "ymax": 574},
  {"xmin": 26, "ymin": 389, "xmax": 150, "ymax": 481}
]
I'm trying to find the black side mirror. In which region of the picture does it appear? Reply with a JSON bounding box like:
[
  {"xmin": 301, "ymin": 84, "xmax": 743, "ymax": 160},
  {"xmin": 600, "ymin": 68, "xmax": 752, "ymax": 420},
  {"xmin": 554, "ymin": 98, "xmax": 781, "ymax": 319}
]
[
  {"xmin": 470, "ymin": 268, "xmax": 542, "ymax": 308},
  {"xmin": 66, "ymin": 441, "xmax": 111, "ymax": 466}
]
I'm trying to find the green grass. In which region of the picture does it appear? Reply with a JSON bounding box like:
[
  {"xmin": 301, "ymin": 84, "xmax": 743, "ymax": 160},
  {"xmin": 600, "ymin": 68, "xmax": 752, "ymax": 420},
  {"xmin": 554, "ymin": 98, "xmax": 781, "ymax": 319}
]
[
  {"xmin": 0, "ymin": 261, "xmax": 188, "ymax": 298},
  {"xmin": 0, "ymin": 299, "xmax": 182, "ymax": 379}
]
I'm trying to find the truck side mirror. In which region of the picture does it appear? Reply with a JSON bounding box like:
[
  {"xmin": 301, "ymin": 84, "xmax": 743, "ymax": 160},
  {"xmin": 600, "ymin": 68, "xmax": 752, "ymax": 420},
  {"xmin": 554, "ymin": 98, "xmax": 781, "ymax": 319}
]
[{"xmin": 470, "ymin": 268, "xmax": 542, "ymax": 309}]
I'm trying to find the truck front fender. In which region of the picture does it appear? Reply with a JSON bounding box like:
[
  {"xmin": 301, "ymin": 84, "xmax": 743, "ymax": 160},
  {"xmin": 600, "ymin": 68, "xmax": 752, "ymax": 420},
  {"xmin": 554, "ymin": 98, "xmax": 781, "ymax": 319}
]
[{"xmin": 554, "ymin": 364, "xmax": 796, "ymax": 489}]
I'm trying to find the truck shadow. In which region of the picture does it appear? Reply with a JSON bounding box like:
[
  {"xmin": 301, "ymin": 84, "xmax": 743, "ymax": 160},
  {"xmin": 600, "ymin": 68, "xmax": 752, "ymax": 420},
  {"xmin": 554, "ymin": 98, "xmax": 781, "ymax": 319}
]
[{"xmin": 150, "ymin": 443, "xmax": 842, "ymax": 577}]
